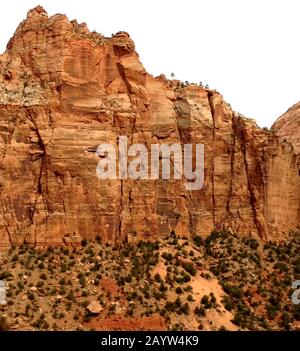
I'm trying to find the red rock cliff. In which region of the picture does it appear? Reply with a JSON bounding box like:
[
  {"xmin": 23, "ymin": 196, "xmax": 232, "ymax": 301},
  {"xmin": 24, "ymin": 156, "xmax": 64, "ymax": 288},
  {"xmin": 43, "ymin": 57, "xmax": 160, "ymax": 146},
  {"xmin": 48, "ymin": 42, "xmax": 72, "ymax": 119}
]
[{"xmin": 0, "ymin": 6, "xmax": 299, "ymax": 247}]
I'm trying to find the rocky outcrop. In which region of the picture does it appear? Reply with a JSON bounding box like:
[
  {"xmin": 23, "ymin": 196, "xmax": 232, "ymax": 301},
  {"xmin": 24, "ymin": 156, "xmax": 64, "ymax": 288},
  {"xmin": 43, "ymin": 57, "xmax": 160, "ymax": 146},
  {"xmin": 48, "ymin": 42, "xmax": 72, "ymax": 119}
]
[
  {"xmin": 0, "ymin": 6, "xmax": 299, "ymax": 247},
  {"xmin": 87, "ymin": 301, "xmax": 103, "ymax": 314},
  {"xmin": 272, "ymin": 102, "xmax": 300, "ymax": 155}
]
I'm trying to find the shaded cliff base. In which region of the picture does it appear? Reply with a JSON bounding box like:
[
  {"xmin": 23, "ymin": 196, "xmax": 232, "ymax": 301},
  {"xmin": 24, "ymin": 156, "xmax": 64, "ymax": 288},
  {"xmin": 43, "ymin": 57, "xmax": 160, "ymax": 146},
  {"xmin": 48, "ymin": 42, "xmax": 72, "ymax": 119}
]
[{"xmin": 0, "ymin": 229, "xmax": 300, "ymax": 331}]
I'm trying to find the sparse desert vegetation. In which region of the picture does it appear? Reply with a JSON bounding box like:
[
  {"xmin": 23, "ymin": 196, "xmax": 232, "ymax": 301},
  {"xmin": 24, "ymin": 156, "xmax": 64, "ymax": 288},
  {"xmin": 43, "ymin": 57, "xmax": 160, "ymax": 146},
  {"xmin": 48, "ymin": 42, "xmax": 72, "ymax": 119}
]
[{"xmin": 0, "ymin": 230, "xmax": 299, "ymax": 331}]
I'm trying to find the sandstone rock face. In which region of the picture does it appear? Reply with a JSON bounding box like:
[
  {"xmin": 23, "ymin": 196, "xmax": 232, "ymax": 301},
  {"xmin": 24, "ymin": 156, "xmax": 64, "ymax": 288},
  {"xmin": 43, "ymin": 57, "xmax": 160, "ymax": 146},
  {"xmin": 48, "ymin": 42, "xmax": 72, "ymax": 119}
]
[
  {"xmin": 0, "ymin": 7, "xmax": 299, "ymax": 247},
  {"xmin": 272, "ymin": 102, "xmax": 300, "ymax": 154}
]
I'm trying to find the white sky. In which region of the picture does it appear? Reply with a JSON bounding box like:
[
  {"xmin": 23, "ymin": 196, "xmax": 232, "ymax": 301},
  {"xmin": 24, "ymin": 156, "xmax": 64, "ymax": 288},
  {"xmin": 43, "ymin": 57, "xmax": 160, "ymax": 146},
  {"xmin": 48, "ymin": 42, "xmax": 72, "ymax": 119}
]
[{"xmin": 1, "ymin": 0, "xmax": 300, "ymax": 127}]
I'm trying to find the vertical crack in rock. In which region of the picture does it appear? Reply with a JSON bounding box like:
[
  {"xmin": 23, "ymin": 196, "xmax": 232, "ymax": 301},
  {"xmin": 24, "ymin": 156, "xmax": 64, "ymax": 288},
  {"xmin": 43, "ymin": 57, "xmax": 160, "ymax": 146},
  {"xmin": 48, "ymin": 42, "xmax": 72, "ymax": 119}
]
[
  {"xmin": 238, "ymin": 117, "xmax": 263, "ymax": 238},
  {"xmin": 0, "ymin": 197, "xmax": 13, "ymax": 245},
  {"xmin": 207, "ymin": 92, "xmax": 216, "ymax": 228},
  {"xmin": 115, "ymin": 62, "xmax": 137, "ymax": 242},
  {"xmin": 26, "ymin": 109, "xmax": 49, "ymax": 245},
  {"xmin": 173, "ymin": 88, "xmax": 194, "ymax": 235},
  {"xmin": 0, "ymin": 107, "xmax": 18, "ymax": 245},
  {"xmin": 116, "ymin": 62, "xmax": 132, "ymax": 94},
  {"xmin": 0, "ymin": 111, "xmax": 16, "ymax": 169},
  {"xmin": 226, "ymin": 112, "xmax": 236, "ymax": 214}
]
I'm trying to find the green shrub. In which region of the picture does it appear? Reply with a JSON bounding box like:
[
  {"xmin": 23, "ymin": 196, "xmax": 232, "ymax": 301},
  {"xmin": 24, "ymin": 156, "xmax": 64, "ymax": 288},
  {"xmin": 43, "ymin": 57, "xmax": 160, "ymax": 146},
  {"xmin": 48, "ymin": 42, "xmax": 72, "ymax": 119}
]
[
  {"xmin": 0, "ymin": 271, "xmax": 12, "ymax": 280},
  {"xmin": 181, "ymin": 302, "xmax": 190, "ymax": 315},
  {"xmin": 222, "ymin": 283, "xmax": 243, "ymax": 299},
  {"xmin": 232, "ymin": 312, "xmax": 243, "ymax": 326},
  {"xmin": 192, "ymin": 235, "xmax": 203, "ymax": 247},
  {"xmin": 194, "ymin": 306, "xmax": 206, "ymax": 316},
  {"xmin": 182, "ymin": 262, "xmax": 197, "ymax": 276},
  {"xmin": 274, "ymin": 262, "xmax": 288, "ymax": 272},
  {"xmin": 293, "ymin": 304, "xmax": 300, "ymax": 321},
  {"xmin": 175, "ymin": 287, "xmax": 183, "ymax": 295},
  {"xmin": 81, "ymin": 239, "xmax": 88, "ymax": 247},
  {"xmin": 222, "ymin": 296, "xmax": 234, "ymax": 311},
  {"xmin": 201, "ymin": 295, "xmax": 211, "ymax": 309},
  {"xmin": 280, "ymin": 312, "xmax": 291, "ymax": 330}
]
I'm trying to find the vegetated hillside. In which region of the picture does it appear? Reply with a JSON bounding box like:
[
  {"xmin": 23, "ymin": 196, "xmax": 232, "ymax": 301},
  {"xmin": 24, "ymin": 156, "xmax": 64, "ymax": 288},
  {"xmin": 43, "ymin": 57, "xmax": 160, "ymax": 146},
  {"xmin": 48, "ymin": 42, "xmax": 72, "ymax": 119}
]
[{"xmin": 0, "ymin": 230, "xmax": 299, "ymax": 331}]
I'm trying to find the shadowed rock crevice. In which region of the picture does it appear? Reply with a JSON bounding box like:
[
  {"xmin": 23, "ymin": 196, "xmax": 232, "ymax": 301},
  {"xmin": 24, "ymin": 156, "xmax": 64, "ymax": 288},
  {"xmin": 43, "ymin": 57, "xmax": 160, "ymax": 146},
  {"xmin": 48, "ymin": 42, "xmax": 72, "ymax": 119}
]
[{"xmin": 208, "ymin": 92, "xmax": 216, "ymax": 228}]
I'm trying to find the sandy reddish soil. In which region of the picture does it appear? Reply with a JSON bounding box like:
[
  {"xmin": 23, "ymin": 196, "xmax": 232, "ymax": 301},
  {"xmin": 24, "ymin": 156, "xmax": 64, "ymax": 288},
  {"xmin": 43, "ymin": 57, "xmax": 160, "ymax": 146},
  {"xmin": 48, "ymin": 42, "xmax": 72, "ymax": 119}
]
[
  {"xmin": 100, "ymin": 277, "xmax": 120, "ymax": 297},
  {"xmin": 189, "ymin": 275, "xmax": 237, "ymax": 331},
  {"xmin": 85, "ymin": 315, "xmax": 167, "ymax": 331}
]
